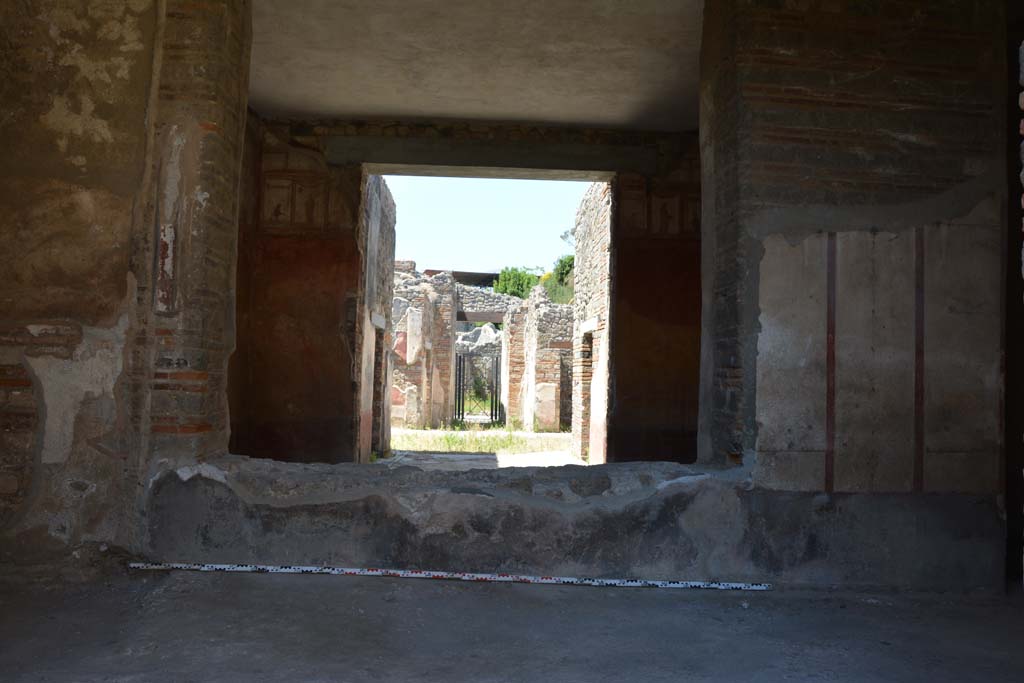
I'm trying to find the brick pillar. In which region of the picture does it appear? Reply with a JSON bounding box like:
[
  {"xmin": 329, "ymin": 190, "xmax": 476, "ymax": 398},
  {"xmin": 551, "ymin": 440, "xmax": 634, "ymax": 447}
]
[
  {"xmin": 501, "ymin": 304, "xmax": 527, "ymax": 426},
  {"xmin": 134, "ymin": 2, "xmax": 251, "ymax": 476},
  {"xmin": 0, "ymin": 362, "xmax": 38, "ymax": 526}
]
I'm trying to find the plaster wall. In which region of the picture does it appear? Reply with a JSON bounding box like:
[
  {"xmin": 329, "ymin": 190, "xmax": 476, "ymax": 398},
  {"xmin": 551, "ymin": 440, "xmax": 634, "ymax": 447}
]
[
  {"xmin": 0, "ymin": 1, "xmax": 252, "ymax": 551},
  {"xmin": 608, "ymin": 152, "xmax": 702, "ymax": 463},
  {"xmin": 228, "ymin": 132, "xmax": 365, "ymax": 464},
  {"xmin": 0, "ymin": 0, "xmax": 150, "ymax": 542},
  {"xmin": 701, "ymin": 0, "xmax": 1005, "ymax": 501}
]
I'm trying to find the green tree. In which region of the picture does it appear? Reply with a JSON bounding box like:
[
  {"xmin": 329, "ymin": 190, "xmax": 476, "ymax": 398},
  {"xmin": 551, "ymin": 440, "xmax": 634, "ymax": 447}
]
[
  {"xmin": 553, "ymin": 254, "xmax": 574, "ymax": 285},
  {"xmin": 493, "ymin": 267, "xmax": 539, "ymax": 299}
]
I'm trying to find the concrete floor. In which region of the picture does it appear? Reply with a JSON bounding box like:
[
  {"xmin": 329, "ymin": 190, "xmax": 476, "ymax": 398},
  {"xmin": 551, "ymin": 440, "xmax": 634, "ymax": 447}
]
[{"xmin": 0, "ymin": 570, "xmax": 1020, "ymax": 682}]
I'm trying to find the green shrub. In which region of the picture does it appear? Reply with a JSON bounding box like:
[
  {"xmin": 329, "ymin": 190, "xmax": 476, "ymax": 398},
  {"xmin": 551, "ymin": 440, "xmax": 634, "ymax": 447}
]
[
  {"xmin": 553, "ymin": 254, "xmax": 574, "ymax": 285},
  {"xmin": 540, "ymin": 254, "xmax": 574, "ymax": 303},
  {"xmin": 493, "ymin": 267, "xmax": 539, "ymax": 299}
]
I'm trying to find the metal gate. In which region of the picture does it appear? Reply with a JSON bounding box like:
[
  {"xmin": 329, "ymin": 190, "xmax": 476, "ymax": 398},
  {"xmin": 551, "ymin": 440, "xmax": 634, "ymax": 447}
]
[{"xmin": 454, "ymin": 351, "xmax": 503, "ymax": 425}]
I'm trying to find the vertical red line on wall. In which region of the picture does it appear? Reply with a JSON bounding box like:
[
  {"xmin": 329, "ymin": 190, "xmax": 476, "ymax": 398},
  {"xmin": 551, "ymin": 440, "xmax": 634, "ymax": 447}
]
[
  {"xmin": 825, "ymin": 232, "xmax": 836, "ymax": 493},
  {"xmin": 913, "ymin": 226, "xmax": 925, "ymax": 492}
]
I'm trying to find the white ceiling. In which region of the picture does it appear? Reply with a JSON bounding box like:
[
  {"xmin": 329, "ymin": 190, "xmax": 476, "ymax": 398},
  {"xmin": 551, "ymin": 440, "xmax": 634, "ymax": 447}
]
[{"xmin": 249, "ymin": 1, "xmax": 703, "ymax": 132}]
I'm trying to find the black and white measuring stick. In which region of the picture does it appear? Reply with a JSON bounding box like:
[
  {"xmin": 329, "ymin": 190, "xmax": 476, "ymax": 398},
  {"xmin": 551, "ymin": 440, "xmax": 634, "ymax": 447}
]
[{"xmin": 128, "ymin": 562, "xmax": 771, "ymax": 591}]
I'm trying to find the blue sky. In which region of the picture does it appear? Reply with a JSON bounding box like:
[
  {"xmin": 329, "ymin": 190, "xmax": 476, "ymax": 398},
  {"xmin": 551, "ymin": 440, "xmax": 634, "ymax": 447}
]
[{"xmin": 384, "ymin": 176, "xmax": 592, "ymax": 274}]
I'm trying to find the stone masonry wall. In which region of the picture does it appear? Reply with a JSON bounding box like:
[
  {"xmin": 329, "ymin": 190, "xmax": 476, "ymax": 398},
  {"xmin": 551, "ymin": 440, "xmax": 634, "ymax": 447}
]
[
  {"xmin": 355, "ymin": 175, "xmax": 396, "ymax": 462},
  {"xmin": 571, "ymin": 183, "xmax": 612, "ymax": 461},
  {"xmin": 456, "ymin": 285, "xmax": 521, "ymax": 317},
  {"xmin": 368, "ymin": 180, "xmax": 397, "ymax": 457}
]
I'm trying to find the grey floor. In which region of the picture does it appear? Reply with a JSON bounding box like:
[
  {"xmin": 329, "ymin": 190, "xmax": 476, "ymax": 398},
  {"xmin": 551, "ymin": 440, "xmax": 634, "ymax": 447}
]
[
  {"xmin": 385, "ymin": 449, "xmax": 585, "ymax": 470},
  {"xmin": 0, "ymin": 570, "xmax": 1020, "ymax": 682}
]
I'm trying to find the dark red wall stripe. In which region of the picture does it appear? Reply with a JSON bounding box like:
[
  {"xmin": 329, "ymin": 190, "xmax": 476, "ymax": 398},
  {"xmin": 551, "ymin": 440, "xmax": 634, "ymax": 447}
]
[
  {"xmin": 825, "ymin": 232, "xmax": 836, "ymax": 493},
  {"xmin": 913, "ymin": 226, "xmax": 925, "ymax": 492}
]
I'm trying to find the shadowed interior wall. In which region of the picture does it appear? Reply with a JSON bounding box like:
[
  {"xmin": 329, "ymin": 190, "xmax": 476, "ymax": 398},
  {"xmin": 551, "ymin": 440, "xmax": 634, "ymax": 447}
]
[
  {"xmin": 0, "ymin": 1, "xmax": 252, "ymax": 547},
  {"xmin": 701, "ymin": 0, "xmax": 1005, "ymax": 496},
  {"xmin": 1008, "ymin": 11, "xmax": 1024, "ymax": 584},
  {"xmin": 0, "ymin": 0, "xmax": 159, "ymax": 534},
  {"xmin": 608, "ymin": 151, "xmax": 702, "ymax": 463},
  {"xmin": 229, "ymin": 131, "xmax": 363, "ymax": 463}
]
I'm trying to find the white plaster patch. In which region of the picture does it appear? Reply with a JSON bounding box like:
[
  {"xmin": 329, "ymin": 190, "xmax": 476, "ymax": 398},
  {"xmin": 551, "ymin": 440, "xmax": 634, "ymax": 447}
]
[
  {"xmin": 406, "ymin": 308, "xmax": 423, "ymax": 363},
  {"xmin": 41, "ymin": 8, "xmax": 90, "ymax": 36},
  {"xmin": 59, "ymin": 48, "xmax": 132, "ymax": 85},
  {"xmin": 41, "ymin": 94, "xmax": 113, "ymax": 144},
  {"xmin": 174, "ymin": 464, "xmax": 229, "ymax": 486},
  {"xmin": 161, "ymin": 128, "xmax": 186, "ymax": 218},
  {"xmin": 26, "ymin": 315, "xmax": 128, "ymax": 464},
  {"xmin": 87, "ymin": 0, "xmax": 126, "ymax": 20},
  {"xmin": 656, "ymin": 474, "xmax": 711, "ymax": 491},
  {"xmin": 27, "ymin": 324, "xmax": 67, "ymax": 337}
]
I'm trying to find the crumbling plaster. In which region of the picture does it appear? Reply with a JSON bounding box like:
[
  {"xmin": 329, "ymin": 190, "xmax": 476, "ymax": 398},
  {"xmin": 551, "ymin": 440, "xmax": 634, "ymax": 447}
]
[
  {"xmin": 0, "ymin": 0, "xmax": 159, "ymax": 545},
  {"xmin": 26, "ymin": 314, "xmax": 129, "ymax": 466}
]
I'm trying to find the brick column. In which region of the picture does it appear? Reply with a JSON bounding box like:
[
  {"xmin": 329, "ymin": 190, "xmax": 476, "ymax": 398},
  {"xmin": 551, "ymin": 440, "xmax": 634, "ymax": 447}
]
[{"xmin": 134, "ymin": 2, "xmax": 251, "ymax": 471}]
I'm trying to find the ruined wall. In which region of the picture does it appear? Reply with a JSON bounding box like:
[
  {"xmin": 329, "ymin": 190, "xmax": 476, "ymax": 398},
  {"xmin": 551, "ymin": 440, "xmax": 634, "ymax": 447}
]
[
  {"xmin": 516, "ymin": 287, "xmax": 572, "ymax": 433},
  {"xmin": 0, "ymin": 1, "xmax": 154, "ymax": 539},
  {"xmin": 228, "ymin": 129, "xmax": 364, "ymax": 463},
  {"xmin": 456, "ymin": 285, "xmax": 521, "ymax": 317},
  {"xmin": 391, "ymin": 269, "xmax": 456, "ymax": 429},
  {"xmin": 355, "ymin": 175, "xmax": 396, "ymax": 462},
  {"xmin": 571, "ymin": 183, "xmax": 612, "ymax": 462},
  {"xmin": 0, "ymin": 1, "xmax": 251, "ymax": 548},
  {"xmin": 609, "ymin": 148, "xmax": 702, "ymax": 463},
  {"xmin": 701, "ymin": 1, "xmax": 1005, "ymax": 498}
]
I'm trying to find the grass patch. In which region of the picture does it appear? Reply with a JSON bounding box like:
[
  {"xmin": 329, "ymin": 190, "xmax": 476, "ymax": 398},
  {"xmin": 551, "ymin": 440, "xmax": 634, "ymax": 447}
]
[{"xmin": 392, "ymin": 427, "xmax": 571, "ymax": 454}]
